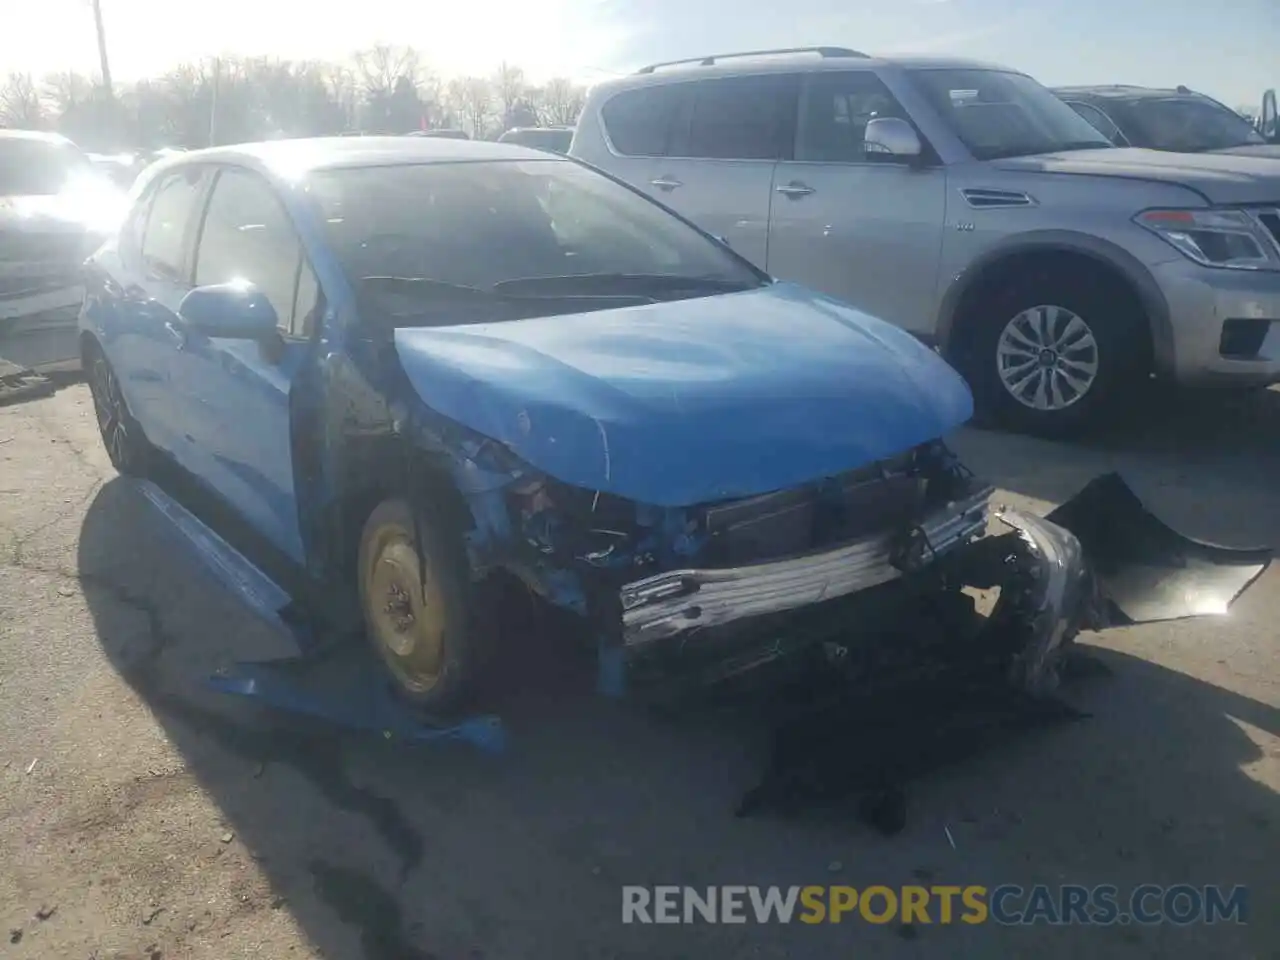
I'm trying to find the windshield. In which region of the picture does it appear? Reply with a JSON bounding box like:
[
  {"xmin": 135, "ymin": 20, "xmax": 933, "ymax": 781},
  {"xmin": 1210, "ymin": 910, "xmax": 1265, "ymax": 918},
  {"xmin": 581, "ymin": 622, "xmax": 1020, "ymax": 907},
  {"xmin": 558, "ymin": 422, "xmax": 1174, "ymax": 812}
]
[
  {"xmin": 0, "ymin": 137, "xmax": 97, "ymax": 196},
  {"xmin": 1118, "ymin": 97, "xmax": 1265, "ymax": 152},
  {"xmin": 910, "ymin": 69, "xmax": 1116, "ymax": 160},
  {"xmin": 307, "ymin": 158, "xmax": 765, "ymax": 325}
]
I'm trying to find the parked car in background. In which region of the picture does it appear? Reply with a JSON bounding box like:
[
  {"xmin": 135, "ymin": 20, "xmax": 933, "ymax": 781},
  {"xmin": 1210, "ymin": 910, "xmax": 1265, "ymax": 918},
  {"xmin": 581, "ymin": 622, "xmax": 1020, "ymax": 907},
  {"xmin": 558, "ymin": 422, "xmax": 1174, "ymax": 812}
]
[
  {"xmin": 571, "ymin": 47, "xmax": 1280, "ymax": 435},
  {"xmin": 1053, "ymin": 85, "xmax": 1280, "ymax": 158},
  {"xmin": 79, "ymin": 136, "xmax": 1050, "ymax": 713},
  {"xmin": 407, "ymin": 128, "xmax": 471, "ymax": 140},
  {"xmin": 497, "ymin": 126, "xmax": 574, "ymax": 154},
  {"xmin": 87, "ymin": 151, "xmax": 142, "ymax": 189},
  {"xmin": 1, "ymin": 130, "xmax": 126, "ymax": 372}
]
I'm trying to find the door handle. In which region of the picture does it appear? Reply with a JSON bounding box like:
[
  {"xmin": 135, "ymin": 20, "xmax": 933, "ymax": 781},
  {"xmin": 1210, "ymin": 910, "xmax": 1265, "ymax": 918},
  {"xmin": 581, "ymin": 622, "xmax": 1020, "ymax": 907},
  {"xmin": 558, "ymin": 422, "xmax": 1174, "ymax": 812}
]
[
  {"xmin": 163, "ymin": 320, "xmax": 187, "ymax": 350},
  {"xmin": 776, "ymin": 182, "xmax": 815, "ymax": 198},
  {"xmin": 649, "ymin": 176, "xmax": 683, "ymax": 191}
]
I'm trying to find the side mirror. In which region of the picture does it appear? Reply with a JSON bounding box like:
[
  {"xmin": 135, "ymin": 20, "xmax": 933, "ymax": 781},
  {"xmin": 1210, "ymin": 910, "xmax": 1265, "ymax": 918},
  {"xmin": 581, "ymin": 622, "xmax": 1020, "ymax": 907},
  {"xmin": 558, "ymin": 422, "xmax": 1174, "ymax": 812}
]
[
  {"xmin": 864, "ymin": 117, "xmax": 923, "ymax": 161},
  {"xmin": 178, "ymin": 282, "xmax": 279, "ymax": 340}
]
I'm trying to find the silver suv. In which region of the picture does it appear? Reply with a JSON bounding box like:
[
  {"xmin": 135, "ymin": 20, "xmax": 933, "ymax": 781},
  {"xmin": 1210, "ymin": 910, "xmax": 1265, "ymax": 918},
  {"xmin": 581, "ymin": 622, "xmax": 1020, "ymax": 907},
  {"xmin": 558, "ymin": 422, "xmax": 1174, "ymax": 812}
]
[{"xmin": 570, "ymin": 47, "xmax": 1280, "ymax": 434}]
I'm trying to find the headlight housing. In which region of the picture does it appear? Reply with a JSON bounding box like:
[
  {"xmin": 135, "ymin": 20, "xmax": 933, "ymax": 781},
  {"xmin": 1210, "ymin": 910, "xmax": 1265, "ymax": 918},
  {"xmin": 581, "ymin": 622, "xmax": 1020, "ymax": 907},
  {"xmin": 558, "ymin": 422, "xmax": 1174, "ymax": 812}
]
[{"xmin": 1135, "ymin": 208, "xmax": 1280, "ymax": 271}]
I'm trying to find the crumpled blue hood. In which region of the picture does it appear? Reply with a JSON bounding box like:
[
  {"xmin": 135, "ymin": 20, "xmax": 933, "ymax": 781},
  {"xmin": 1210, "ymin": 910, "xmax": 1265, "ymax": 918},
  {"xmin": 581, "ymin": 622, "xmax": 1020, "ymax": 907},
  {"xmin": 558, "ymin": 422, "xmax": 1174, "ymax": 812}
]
[{"xmin": 393, "ymin": 282, "xmax": 972, "ymax": 507}]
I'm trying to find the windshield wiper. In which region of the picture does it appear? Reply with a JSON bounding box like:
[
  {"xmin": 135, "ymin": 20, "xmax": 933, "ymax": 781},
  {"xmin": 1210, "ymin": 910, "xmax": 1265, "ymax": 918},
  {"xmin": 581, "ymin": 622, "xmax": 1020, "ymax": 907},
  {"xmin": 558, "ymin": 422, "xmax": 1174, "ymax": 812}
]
[
  {"xmin": 358, "ymin": 276, "xmax": 504, "ymax": 300},
  {"xmin": 1052, "ymin": 140, "xmax": 1116, "ymax": 152},
  {"xmin": 492, "ymin": 273, "xmax": 757, "ymax": 297}
]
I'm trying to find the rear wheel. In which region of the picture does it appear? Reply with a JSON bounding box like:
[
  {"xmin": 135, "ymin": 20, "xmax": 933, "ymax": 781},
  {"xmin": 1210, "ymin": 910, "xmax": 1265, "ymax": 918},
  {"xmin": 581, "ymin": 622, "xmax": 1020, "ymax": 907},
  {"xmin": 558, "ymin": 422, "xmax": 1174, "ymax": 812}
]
[
  {"xmin": 954, "ymin": 268, "xmax": 1150, "ymax": 437},
  {"xmin": 357, "ymin": 497, "xmax": 476, "ymax": 714},
  {"xmin": 85, "ymin": 342, "xmax": 152, "ymax": 476}
]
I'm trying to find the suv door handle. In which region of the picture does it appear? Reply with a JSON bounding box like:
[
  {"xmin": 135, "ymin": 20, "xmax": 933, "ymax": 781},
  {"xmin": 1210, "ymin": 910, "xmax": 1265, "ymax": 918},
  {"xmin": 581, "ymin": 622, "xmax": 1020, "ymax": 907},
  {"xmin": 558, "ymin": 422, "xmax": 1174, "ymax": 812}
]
[
  {"xmin": 650, "ymin": 176, "xmax": 683, "ymax": 191},
  {"xmin": 776, "ymin": 182, "xmax": 815, "ymax": 198}
]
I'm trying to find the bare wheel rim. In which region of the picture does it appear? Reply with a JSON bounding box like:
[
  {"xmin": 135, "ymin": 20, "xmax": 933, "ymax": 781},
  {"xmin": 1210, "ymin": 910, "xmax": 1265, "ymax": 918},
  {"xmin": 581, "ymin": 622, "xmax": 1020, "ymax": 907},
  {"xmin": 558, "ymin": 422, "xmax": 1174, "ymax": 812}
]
[
  {"xmin": 91, "ymin": 356, "xmax": 131, "ymax": 465},
  {"xmin": 996, "ymin": 305, "xmax": 1100, "ymax": 412},
  {"xmin": 361, "ymin": 522, "xmax": 447, "ymax": 695}
]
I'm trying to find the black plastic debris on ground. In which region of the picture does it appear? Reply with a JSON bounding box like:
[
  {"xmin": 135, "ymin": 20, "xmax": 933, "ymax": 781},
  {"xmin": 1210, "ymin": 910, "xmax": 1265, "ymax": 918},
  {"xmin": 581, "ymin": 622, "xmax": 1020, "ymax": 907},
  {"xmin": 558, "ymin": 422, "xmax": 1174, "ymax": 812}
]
[
  {"xmin": 733, "ymin": 585, "xmax": 1102, "ymax": 831},
  {"xmin": 1044, "ymin": 472, "xmax": 1272, "ymax": 624}
]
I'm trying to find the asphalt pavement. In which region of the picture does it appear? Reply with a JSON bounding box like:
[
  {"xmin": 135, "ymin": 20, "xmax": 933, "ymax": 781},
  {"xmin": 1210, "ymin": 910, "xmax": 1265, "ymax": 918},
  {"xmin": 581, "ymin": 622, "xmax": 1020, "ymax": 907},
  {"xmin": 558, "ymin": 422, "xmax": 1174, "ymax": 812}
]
[{"xmin": 1, "ymin": 383, "xmax": 1277, "ymax": 960}]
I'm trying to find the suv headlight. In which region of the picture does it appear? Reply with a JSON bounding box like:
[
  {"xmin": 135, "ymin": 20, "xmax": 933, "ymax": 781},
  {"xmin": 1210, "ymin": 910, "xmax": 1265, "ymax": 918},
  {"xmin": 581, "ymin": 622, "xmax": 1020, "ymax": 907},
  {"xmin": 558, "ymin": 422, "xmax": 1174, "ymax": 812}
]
[{"xmin": 1135, "ymin": 208, "xmax": 1280, "ymax": 271}]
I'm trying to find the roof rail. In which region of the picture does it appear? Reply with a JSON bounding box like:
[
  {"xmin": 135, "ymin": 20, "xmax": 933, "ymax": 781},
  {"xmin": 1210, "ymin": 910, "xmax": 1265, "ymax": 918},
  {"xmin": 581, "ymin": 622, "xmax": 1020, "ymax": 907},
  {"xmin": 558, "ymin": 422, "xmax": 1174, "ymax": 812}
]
[{"xmin": 635, "ymin": 46, "xmax": 868, "ymax": 75}]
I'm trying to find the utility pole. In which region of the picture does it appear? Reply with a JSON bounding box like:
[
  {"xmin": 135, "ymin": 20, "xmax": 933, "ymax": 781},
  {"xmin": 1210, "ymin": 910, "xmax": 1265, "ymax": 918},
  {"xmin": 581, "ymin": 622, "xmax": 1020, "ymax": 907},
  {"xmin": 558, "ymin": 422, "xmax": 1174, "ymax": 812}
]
[
  {"xmin": 90, "ymin": 0, "xmax": 113, "ymax": 97},
  {"xmin": 208, "ymin": 56, "xmax": 220, "ymax": 146}
]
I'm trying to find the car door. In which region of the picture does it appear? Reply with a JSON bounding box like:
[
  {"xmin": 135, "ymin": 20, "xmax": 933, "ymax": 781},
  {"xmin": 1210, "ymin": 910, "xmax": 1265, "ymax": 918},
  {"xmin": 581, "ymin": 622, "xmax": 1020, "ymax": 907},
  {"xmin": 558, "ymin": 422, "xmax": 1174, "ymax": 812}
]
[
  {"xmin": 106, "ymin": 166, "xmax": 209, "ymax": 465},
  {"xmin": 644, "ymin": 74, "xmax": 797, "ymax": 269},
  {"xmin": 766, "ymin": 71, "xmax": 946, "ymax": 335},
  {"xmin": 186, "ymin": 165, "xmax": 320, "ymax": 563}
]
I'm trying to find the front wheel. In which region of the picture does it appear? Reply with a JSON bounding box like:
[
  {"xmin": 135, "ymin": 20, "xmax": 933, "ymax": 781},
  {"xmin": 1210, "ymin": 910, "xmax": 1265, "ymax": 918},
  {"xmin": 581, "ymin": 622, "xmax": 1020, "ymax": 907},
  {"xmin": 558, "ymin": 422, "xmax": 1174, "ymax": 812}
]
[
  {"xmin": 356, "ymin": 498, "xmax": 477, "ymax": 715},
  {"xmin": 85, "ymin": 344, "xmax": 153, "ymax": 476},
  {"xmin": 954, "ymin": 273, "xmax": 1149, "ymax": 437}
]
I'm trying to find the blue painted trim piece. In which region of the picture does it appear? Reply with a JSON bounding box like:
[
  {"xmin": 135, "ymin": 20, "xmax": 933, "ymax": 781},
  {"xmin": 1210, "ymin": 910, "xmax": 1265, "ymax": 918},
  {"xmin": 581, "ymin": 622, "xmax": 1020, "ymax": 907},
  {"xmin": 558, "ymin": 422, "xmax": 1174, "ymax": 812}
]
[
  {"xmin": 134, "ymin": 479, "xmax": 314, "ymax": 653},
  {"xmin": 205, "ymin": 659, "xmax": 507, "ymax": 754}
]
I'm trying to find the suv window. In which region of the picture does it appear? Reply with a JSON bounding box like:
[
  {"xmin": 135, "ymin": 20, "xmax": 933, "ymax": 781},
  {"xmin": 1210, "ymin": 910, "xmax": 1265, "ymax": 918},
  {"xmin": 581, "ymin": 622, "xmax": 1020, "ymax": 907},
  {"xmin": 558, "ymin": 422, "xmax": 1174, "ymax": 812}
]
[
  {"xmin": 1063, "ymin": 101, "xmax": 1126, "ymax": 144},
  {"xmin": 140, "ymin": 169, "xmax": 203, "ymax": 281},
  {"xmin": 1120, "ymin": 96, "xmax": 1265, "ymax": 152},
  {"xmin": 601, "ymin": 85, "xmax": 685, "ymax": 157},
  {"xmin": 796, "ymin": 72, "xmax": 913, "ymax": 162},
  {"xmin": 194, "ymin": 167, "xmax": 319, "ymax": 337},
  {"xmin": 680, "ymin": 75, "xmax": 796, "ymax": 160}
]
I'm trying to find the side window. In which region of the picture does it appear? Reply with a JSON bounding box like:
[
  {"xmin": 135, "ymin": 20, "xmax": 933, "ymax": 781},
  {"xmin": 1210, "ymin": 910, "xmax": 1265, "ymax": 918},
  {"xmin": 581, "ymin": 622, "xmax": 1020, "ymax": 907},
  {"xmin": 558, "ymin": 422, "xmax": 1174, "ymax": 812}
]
[
  {"xmin": 682, "ymin": 75, "xmax": 796, "ymax": 161},
  {"xmin": 194, "ymin": 167, "xmax": 315, "ymax": 337},
  {"xmin": 140, "ymin": 169, "xmax": 203, "ymax": 280},
  {"xmin": 796, "ymin": 72, "xmax": 913, "ymax": 163},
  {"xmin": 601, "ymin": 85, "xmax": 685, "ymax": 157},
  {"xmin": 1064, "ymin": 101, "xmax": 1125, "ymax": 144}
]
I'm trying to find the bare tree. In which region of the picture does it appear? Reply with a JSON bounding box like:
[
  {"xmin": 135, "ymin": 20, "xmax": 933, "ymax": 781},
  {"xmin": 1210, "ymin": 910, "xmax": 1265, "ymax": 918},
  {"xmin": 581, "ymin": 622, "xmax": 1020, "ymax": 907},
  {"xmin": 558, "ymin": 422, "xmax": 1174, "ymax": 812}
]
[
  {"xmin": 0, "ymin": 73, "xmax": 46, "ymax": 127},
  {"xmin": 44, "ymin": 72, "xmax": 95, "ymax": 115},
  {"xmin": 319, "ymin": 63, "xmax": 359, "ymax": 129},
  {"xmin": 492, "ymin": 61, "xmax": 525, "ymax": 130},
  {"xmin": 354, "ymin": 44, "xmax": 421, "ymax": 99},
  {"xmin": 535, "ymin": 77, "xmax": 586, "ymax": 126},
  {"xmin": 448, "ymin": 76, "xmax": 492, "ymax": 138}
]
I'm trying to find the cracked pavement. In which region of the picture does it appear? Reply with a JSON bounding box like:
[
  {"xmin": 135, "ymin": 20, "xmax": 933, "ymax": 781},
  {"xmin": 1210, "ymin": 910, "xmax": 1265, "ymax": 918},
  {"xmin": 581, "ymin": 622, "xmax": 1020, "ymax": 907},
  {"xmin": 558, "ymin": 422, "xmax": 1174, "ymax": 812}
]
[{"xmin": 1, "ymin": 383, "xmax": 1278, "ymax": 960}]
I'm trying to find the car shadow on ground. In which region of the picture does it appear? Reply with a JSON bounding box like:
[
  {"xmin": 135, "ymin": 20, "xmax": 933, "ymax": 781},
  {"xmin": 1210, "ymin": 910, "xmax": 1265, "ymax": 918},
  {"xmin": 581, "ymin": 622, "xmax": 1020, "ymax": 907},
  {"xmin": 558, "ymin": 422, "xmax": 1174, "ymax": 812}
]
[{"xmin": 75, "ymin": 473, "xmax": 1280, "ymax": 959}]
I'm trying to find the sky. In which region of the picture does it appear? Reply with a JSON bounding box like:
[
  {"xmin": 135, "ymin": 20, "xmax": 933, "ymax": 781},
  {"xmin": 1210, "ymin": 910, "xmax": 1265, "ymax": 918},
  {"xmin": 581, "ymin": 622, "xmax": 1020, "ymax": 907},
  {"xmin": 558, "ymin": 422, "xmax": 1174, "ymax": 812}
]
[{"xmin": 3, "ymin": 0, "xmax": 1276, "ymax": 109}]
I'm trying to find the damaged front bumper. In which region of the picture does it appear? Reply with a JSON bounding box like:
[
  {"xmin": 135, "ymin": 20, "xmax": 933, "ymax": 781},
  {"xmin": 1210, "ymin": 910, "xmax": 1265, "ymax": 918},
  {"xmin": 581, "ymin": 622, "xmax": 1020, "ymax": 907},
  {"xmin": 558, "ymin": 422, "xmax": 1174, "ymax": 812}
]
[
  {"xmin": 612, "ymin": 473, "xmax": 1272, "ymax": 699},
  {"xmin": 620, "ymin": 486, "xmax": 993, "ymax": 648}
]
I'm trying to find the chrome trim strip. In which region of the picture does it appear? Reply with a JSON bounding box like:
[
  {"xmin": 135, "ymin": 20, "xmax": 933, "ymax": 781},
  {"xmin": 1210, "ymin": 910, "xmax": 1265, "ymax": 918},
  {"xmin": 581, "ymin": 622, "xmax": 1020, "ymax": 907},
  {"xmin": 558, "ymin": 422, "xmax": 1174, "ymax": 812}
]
[{"xmin": 620, "ymin": 487, "xmax": 993, "ymax": 646}]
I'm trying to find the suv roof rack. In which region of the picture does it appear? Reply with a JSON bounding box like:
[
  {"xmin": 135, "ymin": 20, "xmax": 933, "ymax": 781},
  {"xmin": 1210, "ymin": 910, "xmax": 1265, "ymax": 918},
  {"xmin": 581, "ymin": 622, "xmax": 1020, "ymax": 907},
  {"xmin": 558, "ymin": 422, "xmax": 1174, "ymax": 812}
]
[{"xmin": 635, "ymin": 46, "xmax": 868, "ymax": 75}]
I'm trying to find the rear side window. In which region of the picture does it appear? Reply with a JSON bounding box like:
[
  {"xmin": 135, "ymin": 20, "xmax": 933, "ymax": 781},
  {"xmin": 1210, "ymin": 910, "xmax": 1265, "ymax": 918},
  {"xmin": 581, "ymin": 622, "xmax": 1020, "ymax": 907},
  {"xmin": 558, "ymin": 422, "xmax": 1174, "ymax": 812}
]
[
  {"xmin": 140, "ymin": 169, "xmax": 203, "ymax": 281},
  {"xmin": 601, "ymin": 85, "xmax": 685, "ymax": 157},
  {"xmin": 194, "ymin": 167, "xmax": 316, "ymax": 337},
  {"xmin": 681, "ymin": 75, "xmax": 797, "ymax": 161}
]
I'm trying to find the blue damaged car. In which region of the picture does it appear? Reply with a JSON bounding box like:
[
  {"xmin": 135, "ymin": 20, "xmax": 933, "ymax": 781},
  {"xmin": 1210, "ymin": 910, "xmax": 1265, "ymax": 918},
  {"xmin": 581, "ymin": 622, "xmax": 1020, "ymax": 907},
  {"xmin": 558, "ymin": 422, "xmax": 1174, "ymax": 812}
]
[{"xmin": 80, "ymin": 137, "xmax": 1212, "ymax": 716}]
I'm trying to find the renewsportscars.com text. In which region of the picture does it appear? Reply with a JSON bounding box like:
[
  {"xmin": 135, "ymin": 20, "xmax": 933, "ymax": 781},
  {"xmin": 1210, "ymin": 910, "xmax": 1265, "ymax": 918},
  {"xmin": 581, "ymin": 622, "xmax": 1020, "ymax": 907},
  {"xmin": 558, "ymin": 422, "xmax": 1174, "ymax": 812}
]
[{"xmin": 621, "ymin": 884, "xmax": 1249, "ymax": 926}]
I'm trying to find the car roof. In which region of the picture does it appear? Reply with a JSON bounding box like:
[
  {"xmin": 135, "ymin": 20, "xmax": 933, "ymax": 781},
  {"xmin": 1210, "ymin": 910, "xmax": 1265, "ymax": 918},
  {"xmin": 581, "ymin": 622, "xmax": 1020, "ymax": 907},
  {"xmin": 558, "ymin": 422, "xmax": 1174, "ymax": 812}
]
[
  {"xmin": 1052, "ymin": 84, "xmax": 1211, "ymax": 101},
  {"xmin": 148, "ymin": 136, "xmax": 559, "ymax": 180},
  {"xmin": 588, "ymin": 51, "xmax": 1016, "ymax": 98}
]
